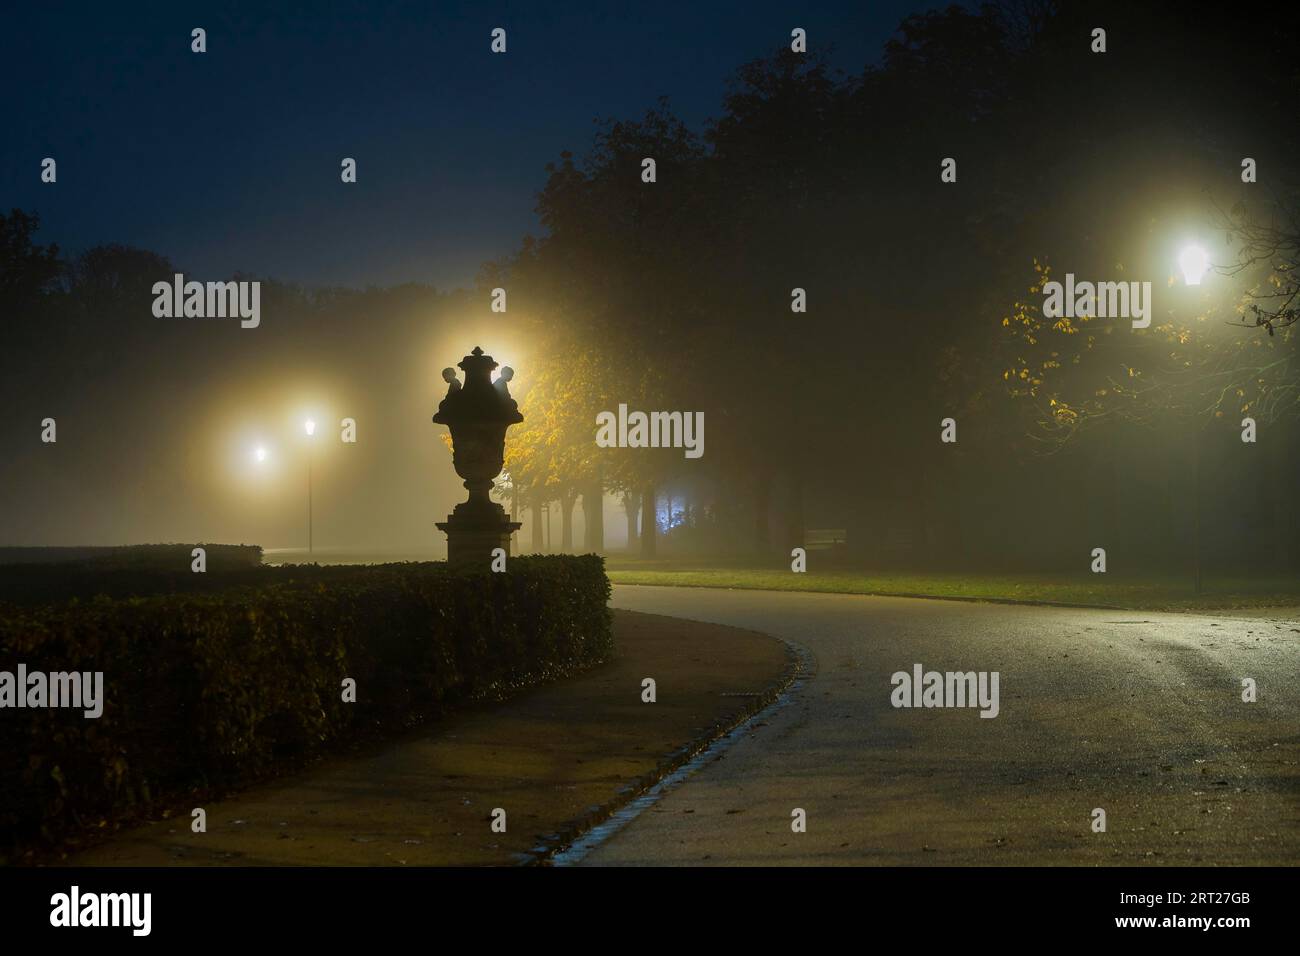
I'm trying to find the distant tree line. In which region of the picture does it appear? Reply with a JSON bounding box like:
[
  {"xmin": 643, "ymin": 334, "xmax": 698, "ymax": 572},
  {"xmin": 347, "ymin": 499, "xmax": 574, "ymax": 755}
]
[
  {"xmin": 481, "ymin": 0, "xmax": 1300, "ymax": 568},
  {"xmin": 6, "ymin": 0, "xmax": 1298, "ymax": 572}
]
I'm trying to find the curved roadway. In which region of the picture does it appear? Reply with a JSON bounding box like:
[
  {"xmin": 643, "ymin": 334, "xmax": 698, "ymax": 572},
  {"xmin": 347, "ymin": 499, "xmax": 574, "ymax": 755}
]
[{"xmin": 579, "ymin": 585, "xmax": 1299, "ymax": 865}]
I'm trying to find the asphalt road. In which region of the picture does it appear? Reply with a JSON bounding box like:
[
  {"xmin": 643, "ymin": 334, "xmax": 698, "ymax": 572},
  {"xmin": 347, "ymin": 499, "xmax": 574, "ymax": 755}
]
[{"xmin": 580, "ymin": 586, "xmax": 1300, "ymax": 865}]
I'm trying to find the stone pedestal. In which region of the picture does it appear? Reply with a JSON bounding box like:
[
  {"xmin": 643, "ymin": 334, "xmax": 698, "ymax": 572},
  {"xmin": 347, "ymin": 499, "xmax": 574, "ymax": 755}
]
[
  {"xmin": 436, "ymin": 500, "xmax": 521, "ymax": 567},
  {"xmin": 433, "ymin": 346, "xmax": 524, "ymax": 567}
]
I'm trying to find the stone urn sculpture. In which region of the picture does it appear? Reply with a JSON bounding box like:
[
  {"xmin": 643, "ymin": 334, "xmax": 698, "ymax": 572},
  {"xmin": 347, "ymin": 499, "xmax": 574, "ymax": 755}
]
[{"xmin": 433, "ymin": 347, "xmax": 523, "ymax": 565}]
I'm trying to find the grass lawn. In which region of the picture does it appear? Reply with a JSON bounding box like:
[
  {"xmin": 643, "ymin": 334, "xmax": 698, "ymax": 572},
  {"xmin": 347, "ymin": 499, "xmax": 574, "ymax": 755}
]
[
  {"xmin": 259, "ymin": 549, "xmax": 1299, "ymax": 612},
  {"xmin": 604, "ymin": 558, "xmax": 1300, "ymax": 612}
]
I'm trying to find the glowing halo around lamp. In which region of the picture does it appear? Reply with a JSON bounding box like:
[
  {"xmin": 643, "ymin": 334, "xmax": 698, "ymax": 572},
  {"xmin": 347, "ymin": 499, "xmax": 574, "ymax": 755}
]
[{"xmin": 1179, "ymin": 244, "xmax": 1209, "ymax": 286}]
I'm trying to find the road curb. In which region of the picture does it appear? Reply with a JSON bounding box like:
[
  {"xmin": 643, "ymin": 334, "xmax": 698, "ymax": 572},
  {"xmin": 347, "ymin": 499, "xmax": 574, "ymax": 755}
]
[{"xmin": 538, "ymin": 626, "xmax": 815, "ymax": 866}]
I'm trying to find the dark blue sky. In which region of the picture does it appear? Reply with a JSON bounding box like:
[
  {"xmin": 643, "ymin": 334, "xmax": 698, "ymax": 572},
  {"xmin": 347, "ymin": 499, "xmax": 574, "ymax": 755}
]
[{"xmin": 4, "ymin": 1, "xmax": 935, "ymax": 291}]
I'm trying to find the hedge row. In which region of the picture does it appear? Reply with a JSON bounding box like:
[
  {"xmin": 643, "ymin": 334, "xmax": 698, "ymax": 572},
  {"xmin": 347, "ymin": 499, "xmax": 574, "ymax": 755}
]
[
  {"xmin": 0, "ymin": 556, "xmax": 611, "ymax": 860},
  {"xmin": 0, "ymin": 543, "xmax": 263, "ymax": 569},
  {"xmin": 0, "ymin": 544, "xmax": 269, "ymax": 606},
  {"xmin": 0, "ymin": 560, "xmax": 442, "ymax": 607},
  {"xmin": 0, "ymin": 565, "xmax": 276, "ymax": 606}
]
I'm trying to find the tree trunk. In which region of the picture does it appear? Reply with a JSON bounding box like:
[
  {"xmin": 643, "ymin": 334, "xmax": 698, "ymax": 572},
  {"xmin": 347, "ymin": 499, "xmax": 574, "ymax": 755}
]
[
  {"xmin": 1270, "ymin": 435, "xmax": 1292, "ymax": 568},
  {"xmin": 582, "ymin": 482, "xmax": 604, "ymax": 553},
  {"xmin": 1100, "ymin": 428, "xmax": 1120, "ymax": 565},
  {"xmin": 753, "ymin": 471, "xmax": 771, "ymax": 553},
  {"xmin": 530, "ymin": 496, "xmax": 543, "ymax": 554},
  {"xmin": 783, "ymin": 473, "xmax": 805, "ymax": 552},
  {"xmin": 640, "ymin": 483, "xmax": 657, "ymax": 557},
  {"xmin": 511, "ymin": 482, "xmax": 519, "ymax": 551},
  {"xmin": 561, "ymin": 489, "xmax": 576, "ymax": 553},
  {"xmin": 623, "ymin": 492, "xmax": 640, "ymax": 552}
]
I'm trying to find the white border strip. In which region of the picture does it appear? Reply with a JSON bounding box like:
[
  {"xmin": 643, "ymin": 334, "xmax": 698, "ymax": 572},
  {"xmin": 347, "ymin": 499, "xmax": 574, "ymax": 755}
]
[{"xmin": 548, "ymin": 639, "xmax": 813, "ymax": 866}]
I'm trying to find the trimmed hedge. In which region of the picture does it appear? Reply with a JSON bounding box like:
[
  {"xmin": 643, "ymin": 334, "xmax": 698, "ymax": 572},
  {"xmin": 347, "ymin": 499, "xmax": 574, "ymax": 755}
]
[
  {"xmin": 0, "ymin": 556, "xmax": 611, "ymax": 860},
  {"xmin": 0, "ymin": 565, "xmax": 276, "ymax": 606},
  {"xmin": 0, "ymin": 544, "xmax": 269, "ymax": 606},
  {"xmin": 0, "ymin": 543, "xmax": 263, "ymax": 569}
]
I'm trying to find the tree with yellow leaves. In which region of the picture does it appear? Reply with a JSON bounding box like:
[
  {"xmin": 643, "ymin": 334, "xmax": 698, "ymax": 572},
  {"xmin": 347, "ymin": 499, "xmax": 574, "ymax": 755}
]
[{"xmin": 995, "ymin": 200, "xmax": 1300, "ymax": 589}]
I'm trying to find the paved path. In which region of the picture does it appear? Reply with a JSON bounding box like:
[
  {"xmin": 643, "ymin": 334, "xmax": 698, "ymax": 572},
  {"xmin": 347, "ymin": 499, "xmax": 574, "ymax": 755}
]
[{"xmin": 581, "ymin": 586, "xmax": 1300, "ymax": 865}]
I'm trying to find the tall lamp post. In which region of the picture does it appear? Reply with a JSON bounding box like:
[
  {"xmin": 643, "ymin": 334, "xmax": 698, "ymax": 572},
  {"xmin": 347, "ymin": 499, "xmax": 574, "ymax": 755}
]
[
  {"xmin": 1177, "ymin": 243, "xmax": 1210, "ymax": 592},
  {"xmin": 304, "ymin": 419, "xmax": 316, "ymax": 555}
]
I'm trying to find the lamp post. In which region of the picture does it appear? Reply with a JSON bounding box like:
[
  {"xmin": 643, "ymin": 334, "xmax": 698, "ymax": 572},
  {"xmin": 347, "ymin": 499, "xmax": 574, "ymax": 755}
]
[
  {"xmin": 433, "ymin": 347, "xmax": 523, "ymax": 565},
  {"xmin": 1176, "ymin": 244, "xmax": 1209, "ymax": 592},
  {"xmin": 304, "ymin": 419, "xmax": 316, "ymax": 555}
]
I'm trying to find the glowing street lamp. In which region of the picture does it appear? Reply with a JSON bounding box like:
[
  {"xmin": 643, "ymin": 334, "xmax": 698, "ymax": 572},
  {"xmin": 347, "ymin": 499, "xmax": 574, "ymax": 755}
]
[
  {"xmin": 1179, "ymin": 244, "xmax": 1209, "ymax": 286},
  {"xmin": 255, "ymin": 446, "xmax": 268, "ymax": 464}
]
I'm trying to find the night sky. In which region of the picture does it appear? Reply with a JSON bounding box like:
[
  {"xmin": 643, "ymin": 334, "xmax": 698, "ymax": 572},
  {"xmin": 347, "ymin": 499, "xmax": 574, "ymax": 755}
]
[{"xmin": 3, "ymin": 0, "xmax": 933, "ymax": 290}]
